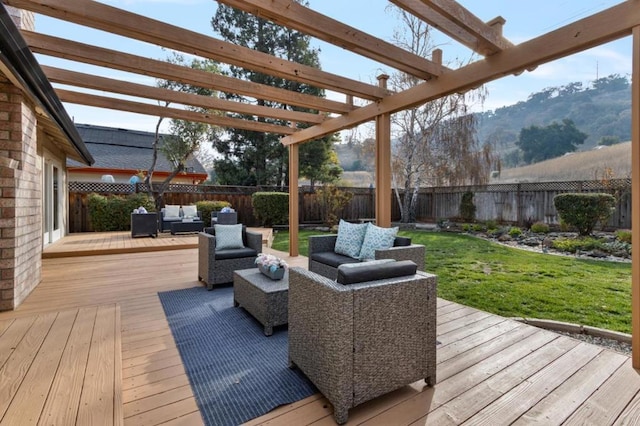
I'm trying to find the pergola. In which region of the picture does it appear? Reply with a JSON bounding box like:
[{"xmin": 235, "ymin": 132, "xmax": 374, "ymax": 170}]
[{"xmin": 2, "ymin": 0, "xmax": 640, "ymax": 365}]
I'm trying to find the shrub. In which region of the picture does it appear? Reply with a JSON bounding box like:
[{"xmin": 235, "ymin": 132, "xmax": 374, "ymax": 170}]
[
  {"xmin": 551, "ymin": 237, "xmax": 605, "ymax": 253},
  {"xmin": 459, "ymin": 191, "xmax": 476, "ymax": 222},
  {"xmin": 252, "ymin": 192, "xmax": 289, "ymax": 227},
  {"xmin": 315, "ymin": 185, "xmax": 353, "ymax": 228},
  {"xmin": 461, "ymin": 223, "xmax": 471, "ymax": 232},
  {"xmin": 616, "ymin": 229, "xmax": 632, "ymax": 244},
  {"xmin": 553, "ymin": 193, "xmax": 616, "ymax": 236},
  {"xmin": 485, "ymin": 220, "xmax": 498, "ymax": 231},
  {"xmin": 471, "ymin": 223, "xmax": 484, "ymax": 232},
  {"xmin": 88, "ymin": 192, "xmax": 154, "ymax": 231},
  {"xmin": 195, "ymin": 200, "xmax": 231, "ymax": 226},
  {"xmin": 508, "ymin": 226, "xmax": 522, "ymax": 237},
  {"xmin": 530, "ymin": 222, "xmax": 550, "ymax": 233}
]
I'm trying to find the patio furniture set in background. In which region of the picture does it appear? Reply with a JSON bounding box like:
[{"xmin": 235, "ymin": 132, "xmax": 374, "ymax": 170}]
[
  {"xmin": 131, "ymin": 204, "xmax": 239, "ymax": 237},
  {"xmin": 196, "ymin": 218, "xmax": 437, "ymax": 424}
]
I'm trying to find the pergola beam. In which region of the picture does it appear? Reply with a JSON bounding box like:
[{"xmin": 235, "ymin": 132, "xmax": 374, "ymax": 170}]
[
  {"xmin": 56, "ymin": 89, "xmax": 297, "ymax": 135},
  {"xmin": 23, "ymin": 31, "xmax": 353, "ymax": 116},
  {"xmin": 282, "ymin": 0, "xmax": 640, "ymax": 145},
  {"xmin": 390, "ymin": 0, "xmax": 512, "ymax": 55},
  {"xmin": 217, "ymin": 0, "xmax": 447, "ymax": 80},
  {"xmin": 631, "ymin": 25, "xmax": 640, "ymax": 368},
  {"xmin": 5, "ymin": 0, "xmax": 389, "ymax": 101},
  {"xmin": 42, "ymin": 66, "xmax": 325, "ymax": 125}
]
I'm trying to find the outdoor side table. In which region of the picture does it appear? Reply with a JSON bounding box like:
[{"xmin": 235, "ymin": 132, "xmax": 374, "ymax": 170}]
[
  {"xmin": 233, "ymin": 268, "xmax": 289, "ymax": 336},
  {"xmin": 131, "ymin": 213, "xmax": 158, "ymax": 238},
  {"xmin": 170, "ymin": 220, "xmax": 204, "ymax": 235}
]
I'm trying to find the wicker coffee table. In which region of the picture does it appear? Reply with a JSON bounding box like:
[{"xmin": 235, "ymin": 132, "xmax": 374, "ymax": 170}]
[{"xmin": 233, "ymin": 268, "xmax": 289, "ymax": 336}]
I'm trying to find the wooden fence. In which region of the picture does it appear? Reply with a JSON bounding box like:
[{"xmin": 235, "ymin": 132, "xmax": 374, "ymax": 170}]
[{"xmin": 68, "ymin": 179, "xmax": 632, "ymax": 233}]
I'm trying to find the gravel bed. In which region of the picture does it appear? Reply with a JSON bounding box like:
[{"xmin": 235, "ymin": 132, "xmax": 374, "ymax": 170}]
[{"xmin": 554, "ymin": 330, "xmax": 631, "ymax": 356}]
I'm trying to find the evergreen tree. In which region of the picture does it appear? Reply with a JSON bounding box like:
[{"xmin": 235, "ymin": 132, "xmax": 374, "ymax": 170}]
[
  {"xmin": 211, "ymin": 2, "xmax": 340, "ymax": 186},
  {"xmin": 516, "ymin": 119, "xmax": 587, "ymax": 164}
]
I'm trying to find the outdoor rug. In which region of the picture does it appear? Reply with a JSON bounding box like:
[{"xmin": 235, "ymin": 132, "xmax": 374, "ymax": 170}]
[{"xmin": 158, "ymin": 286, "xmax": 316, "ymax": 426}]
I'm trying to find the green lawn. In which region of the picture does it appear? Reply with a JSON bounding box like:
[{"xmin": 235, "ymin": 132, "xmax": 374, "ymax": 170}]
[{"xmin": 272, "ymin": 229, "xmax": 632, "ymax": 333}]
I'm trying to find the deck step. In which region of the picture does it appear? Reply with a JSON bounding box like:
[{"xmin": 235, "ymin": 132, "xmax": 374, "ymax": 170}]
[{"xmin": 0, "ymin": 305, "xmax": 123, "ymax": 425}]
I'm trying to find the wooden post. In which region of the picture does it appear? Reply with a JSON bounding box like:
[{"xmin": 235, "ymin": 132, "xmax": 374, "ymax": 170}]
[
  {"xmin": 632, "ymin": 26, "xmax": 640, "ymax": 369},
  {"xmin": 289, "ymin": 142, "xmax": 299, "ymax": 257},
  {"xmin": 375, "ymin": 74, "xmax": 391, "ymax": 228}
]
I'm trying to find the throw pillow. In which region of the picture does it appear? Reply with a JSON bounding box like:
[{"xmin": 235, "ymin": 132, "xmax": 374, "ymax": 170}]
[
  {"xmin": 182, "ymin": 205, "xmax": 198, "ymax": 219},
  {"xmin": 164, "ymin": 205, "xmax": 180, "ymax": 219},
  {"xmin": 358, "ymin": 224, "xmax": 399, "ymax": 260},
  {"xmin": 334, "ymin": 219, "xmax": 369, "ymax": 259},
  {"xmin": 214, "ymin": 224, "xmax": 244, "ymax": 250}
]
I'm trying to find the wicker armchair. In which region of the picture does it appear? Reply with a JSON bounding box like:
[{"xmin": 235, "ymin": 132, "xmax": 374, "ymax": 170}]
[
  {"xmin": 197, "ymin": 227, "xmax": 262, "ymax": 289},
  {"xmin": 308, "ymin": 234, "xmax": 426, "ymax": 280},
  {"xmin": 288, "ymin": 266, "xmax": 437, "ymax": 424}
]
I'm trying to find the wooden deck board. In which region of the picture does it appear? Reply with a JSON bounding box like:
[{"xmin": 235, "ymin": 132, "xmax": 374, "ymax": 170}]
[
  {"xmin": 0, "ymin": 305, "xmax": 121, "ymax": 426},
  {"xmin": 0, "ymin": 231, "xmax": 638, "ymax": 425}
]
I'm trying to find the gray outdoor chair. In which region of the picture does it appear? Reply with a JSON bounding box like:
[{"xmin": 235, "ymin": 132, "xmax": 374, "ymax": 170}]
[
  {"xmin": 197, "ymin": 226, "xmax": 262, "ymax": 289},
  {"xmin": 288, "ymin": 265, "xmax": 437, "ymax": 424}
]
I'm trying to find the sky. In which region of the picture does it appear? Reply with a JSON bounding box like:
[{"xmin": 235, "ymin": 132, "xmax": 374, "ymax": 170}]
[{"xmin": 30, "ymin": 0, "xmax": 633, "ymax": 137}]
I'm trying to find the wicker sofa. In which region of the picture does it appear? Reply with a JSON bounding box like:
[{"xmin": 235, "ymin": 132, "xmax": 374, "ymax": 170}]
[
  {"xmin": 197, "ymin": 226, "xmax": 262, "ymax": 289},
  {"xmin": 308, "ymin": 233, "xmax": 426, "ymax": 280},
  {"xmin": 288, "ymin": 264, "xmax": 437, "ymax": 424}
]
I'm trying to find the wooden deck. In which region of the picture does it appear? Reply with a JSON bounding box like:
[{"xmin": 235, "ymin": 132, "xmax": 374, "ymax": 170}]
[{"xmin": 2, "ymin": 232, "xmax": 640, "ymax": 425}]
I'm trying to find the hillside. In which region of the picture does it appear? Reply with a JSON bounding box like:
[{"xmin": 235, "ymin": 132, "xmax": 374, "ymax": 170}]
[
  {"xmin": 476, "ymin": 74, "xmax": 631, "ymax": 166},
  {"xmin": 493, "ymin": 141, "xmax": 631, "ymax": 183}
]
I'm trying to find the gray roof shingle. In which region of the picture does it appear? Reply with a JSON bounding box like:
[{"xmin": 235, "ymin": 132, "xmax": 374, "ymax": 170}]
[{"xmin": 67, "ymin": 124, "xmax": 207, "ymax": 174}]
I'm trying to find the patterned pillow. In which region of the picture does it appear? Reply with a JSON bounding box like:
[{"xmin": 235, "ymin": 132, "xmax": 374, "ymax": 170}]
[
  {"xmin": 334, "ymin": 219, "xmax": 369, "ymax": 259},
  {"xmin": 358, "ymin": 224, "xmax": 399, "ymax": 260},
  {"xmin": 214, "ymin": 224, "xmax": 244, "ymax": 250}
]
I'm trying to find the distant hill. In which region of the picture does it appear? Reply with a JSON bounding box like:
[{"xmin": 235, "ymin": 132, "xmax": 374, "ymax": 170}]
[
  {"xmin": 476, "ymin": 74, "xmax": 631, "ymax": 166},
  {"xmin": 493, "ymin": 141, "xmax": 631, "ymax": 183}
]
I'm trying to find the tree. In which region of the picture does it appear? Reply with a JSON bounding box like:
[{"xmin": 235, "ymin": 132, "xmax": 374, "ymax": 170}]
[
  {"xmin": 387, "ymin": 8, "xmax": 498, "ymax": 223},
  {"xmin": 516, "ymin": 119, "xmax": 587, "ymax": 164},
  {"xmin": 211, "ymin": 3, "xmax": 341, "ymax": 187},
  {"xmin": 145, "ymin": 54, "xmax": 220, "ymax": 209}
]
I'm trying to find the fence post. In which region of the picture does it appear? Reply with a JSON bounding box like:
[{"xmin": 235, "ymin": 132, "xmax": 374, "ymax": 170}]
[{"xmin": 516, "ymin": 183, "xmax": 522, "ymax": 226}]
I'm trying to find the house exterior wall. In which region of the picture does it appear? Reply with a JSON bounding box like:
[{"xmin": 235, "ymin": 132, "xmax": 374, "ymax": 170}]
[{"xmin": 0, "ymin": 76, "xmax": 42, "ymax": 310}]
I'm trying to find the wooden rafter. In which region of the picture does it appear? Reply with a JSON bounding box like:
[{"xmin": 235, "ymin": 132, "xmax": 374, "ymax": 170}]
[
  {"xmin": 282, "ymin": 0, "xmax": 640, "ymax": 145},
  {"xmin": 4, "ymin": 0, "xmax": 389, "ymax": 101},
  {"xmin": 217, "ymin": 0, "xmax": 447, "ymax": 80},
  {"xmin": 42, "ymin": 66, "xmax": 325, "ymax": 126},
  {"xmin": 23, "ymin": 31, "xmax": 353, "ymax": 115},
  {"xmin": 390, "ymin": 0, "xmax": 512, "ymax": 56},
  {"xmin": 56, "ymin": 89, "xmax": 297, "ymax": 135}
]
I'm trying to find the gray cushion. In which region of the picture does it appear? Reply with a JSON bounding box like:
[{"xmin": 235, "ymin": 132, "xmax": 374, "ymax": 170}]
[
  {"xmin": 394, "ymin": 236, "xmax": 412, "ymax": 247},
  {"xmin": 311, "ymin": 251, "xmax": 361, "ymax": 268},
  {"xmin": 337, "ymin": 260, "xmax": 417, "ymax": 285},
  {"xmin": 215, "ymin": 247, "xmax": 258, "ymax": 260}
]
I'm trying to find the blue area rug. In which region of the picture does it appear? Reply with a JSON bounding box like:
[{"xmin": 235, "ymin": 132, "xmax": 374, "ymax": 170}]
[{"xmin": 158, "ymin": 286, "xmax": 316, "ymax": 426}]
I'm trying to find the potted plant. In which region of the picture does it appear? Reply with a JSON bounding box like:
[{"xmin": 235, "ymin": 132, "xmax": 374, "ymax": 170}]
[{"xmin": 255, "ymin": 253, "xmax": 288, "ymax": 280}]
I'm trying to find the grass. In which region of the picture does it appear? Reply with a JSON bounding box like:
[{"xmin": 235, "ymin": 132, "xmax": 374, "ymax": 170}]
[{"xmin": 272, "ymin": 229, "xmax": 632, "ymax": 333}]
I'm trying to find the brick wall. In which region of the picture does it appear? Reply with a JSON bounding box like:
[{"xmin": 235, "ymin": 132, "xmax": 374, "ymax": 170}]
[{"xmin": 0, "ymin": 76, "xmax": 42, "ymax": 310}]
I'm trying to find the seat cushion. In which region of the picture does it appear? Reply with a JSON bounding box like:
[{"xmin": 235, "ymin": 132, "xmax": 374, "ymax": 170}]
[
  {"xmin": 359, "ymin": 224, "xmax": 399, "ymax": 260},
  {"xmin": 334, "ymin": 219, "xmax": 369, "ymax": 259},
  {"xmin": 337, "ymin": 260, "xmax": 417, "ymax": 285},
  {"xmin": 215, "ymin": 247, "xmax": 258, "ymax": 260},
  {"xmin": 394, "ymin": 236, "xmax": 412, "ymax": 247},
  {"xmin": 311, "ymin": 251, "xmax": 360, "ymax": 268}
]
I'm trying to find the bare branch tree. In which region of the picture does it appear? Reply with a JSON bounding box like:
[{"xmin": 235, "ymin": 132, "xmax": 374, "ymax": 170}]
[{"xmin": 387, "ymin": 7, "xmax": 498, "ymax": 222}]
